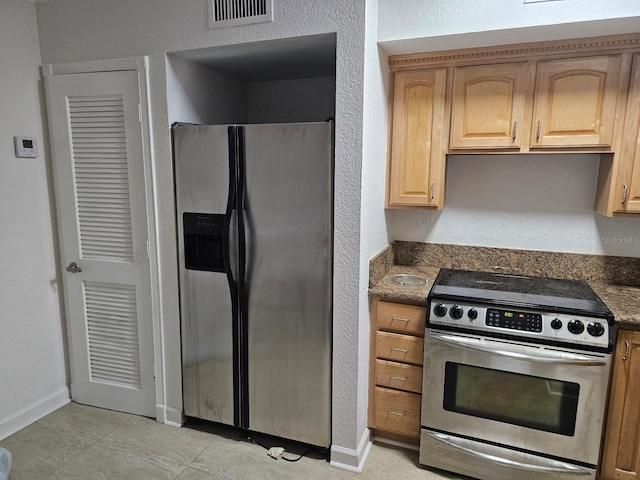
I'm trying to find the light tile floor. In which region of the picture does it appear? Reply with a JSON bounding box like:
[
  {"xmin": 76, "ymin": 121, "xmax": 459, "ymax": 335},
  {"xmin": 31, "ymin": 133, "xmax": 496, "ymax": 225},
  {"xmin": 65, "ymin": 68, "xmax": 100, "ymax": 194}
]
[{"xmin": 0, "ymin": 402, "xmax": 467, "ymax": 479}]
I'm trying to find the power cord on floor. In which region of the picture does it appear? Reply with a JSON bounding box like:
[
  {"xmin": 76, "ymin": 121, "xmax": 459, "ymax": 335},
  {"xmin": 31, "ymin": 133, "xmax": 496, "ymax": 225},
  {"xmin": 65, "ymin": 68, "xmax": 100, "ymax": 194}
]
[{"xmin": 246, "ymin": 435, "xmax": 318, "ymax": 462}]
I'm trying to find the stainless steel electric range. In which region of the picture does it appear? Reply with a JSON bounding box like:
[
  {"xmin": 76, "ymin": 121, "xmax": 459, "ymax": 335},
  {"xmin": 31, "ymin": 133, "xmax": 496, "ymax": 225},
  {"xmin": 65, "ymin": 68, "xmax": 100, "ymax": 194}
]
[{"xmin": 420, "ymin": 268, "xmax": 614, "ymax": 480}]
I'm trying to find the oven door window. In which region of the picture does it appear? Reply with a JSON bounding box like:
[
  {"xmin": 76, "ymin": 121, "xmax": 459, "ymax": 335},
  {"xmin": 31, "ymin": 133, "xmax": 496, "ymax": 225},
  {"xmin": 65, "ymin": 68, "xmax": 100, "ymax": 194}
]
[{"xmin": 443, "ymin": 362, "xmax": 579, "ymax": 436}]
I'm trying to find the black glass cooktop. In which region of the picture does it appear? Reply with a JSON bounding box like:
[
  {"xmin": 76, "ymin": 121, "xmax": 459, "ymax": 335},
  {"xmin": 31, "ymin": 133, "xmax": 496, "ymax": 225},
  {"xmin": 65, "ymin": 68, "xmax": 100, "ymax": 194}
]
[{"xmin": 430, "ymin": 268, "xmax": 613, "ymax": 318}]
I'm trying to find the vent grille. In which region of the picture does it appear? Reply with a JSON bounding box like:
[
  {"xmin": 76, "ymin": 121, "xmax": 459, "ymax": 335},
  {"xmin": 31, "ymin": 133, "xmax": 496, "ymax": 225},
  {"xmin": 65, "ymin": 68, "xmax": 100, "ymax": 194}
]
[
  {"xmin": 67, "ymin": 95, "xmax": 134, "ymax": 263},
  {"xmin": 208, "ymin": 0, "xmax": 273, "ymax": 28},
  {"xmin": 84, "ymin": 281, "xmax": 141, "ymax": 389}
]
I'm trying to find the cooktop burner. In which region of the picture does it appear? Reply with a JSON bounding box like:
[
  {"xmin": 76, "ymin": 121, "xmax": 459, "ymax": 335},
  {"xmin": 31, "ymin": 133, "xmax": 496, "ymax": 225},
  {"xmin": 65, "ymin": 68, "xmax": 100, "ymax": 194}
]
[
  {"xmin": 428, "ymin": 269, "xmax": 614, "ymax": 351},
  {"xmin": 430, "ymin": 268, "xmax": 611, "ymax": 318}
]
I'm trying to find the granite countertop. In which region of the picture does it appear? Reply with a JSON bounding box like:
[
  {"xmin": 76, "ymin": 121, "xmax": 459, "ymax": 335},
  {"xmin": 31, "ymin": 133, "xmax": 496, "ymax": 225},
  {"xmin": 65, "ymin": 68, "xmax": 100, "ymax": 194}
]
[
  {"xmin": 590, "ymin": 282, "xmax": 640, "ymax": 327},
  {"xmin": 370, "ymin": 265, "xmax": 640, "ymax": 328},
  {"xmin": 369, "ymin": 265, "xmax": 438, "ymax": 304}
]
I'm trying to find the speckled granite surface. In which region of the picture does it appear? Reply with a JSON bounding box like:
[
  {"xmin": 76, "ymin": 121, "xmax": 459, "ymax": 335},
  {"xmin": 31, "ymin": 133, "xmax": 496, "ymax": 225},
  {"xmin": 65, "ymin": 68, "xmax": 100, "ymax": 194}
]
[{"xmin": 370, "ymin": 241, "xmax": 640, "ymax": 327}]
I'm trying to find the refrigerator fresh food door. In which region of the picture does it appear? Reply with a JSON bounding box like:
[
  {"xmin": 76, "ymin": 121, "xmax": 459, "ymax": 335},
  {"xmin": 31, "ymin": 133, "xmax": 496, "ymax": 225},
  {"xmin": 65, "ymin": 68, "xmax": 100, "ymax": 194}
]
[
  {"xmin": 173, "ymin": 124, "xmax": 239, "ymax": 427},
  {"xmin": 241, "ymin": 122, "xmax": 333, "ymax": 447}
]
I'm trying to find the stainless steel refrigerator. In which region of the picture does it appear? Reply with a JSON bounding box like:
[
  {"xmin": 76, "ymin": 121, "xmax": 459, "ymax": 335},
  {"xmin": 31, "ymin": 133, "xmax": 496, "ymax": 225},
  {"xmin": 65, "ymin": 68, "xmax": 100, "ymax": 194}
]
[{"xmin": 172, "ymin": 122, "xmax": 333, "ymax": 447}]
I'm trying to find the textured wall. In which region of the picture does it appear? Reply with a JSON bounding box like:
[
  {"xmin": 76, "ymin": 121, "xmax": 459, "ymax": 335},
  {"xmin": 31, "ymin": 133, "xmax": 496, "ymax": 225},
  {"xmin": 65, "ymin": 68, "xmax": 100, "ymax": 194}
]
[
  {"xmin": 0, "ymin": 0, "xmax": 68, "ymax": 439},
  {"xmin": 378, "ymin": 0, "xmax": 640, "ymax": 52}
]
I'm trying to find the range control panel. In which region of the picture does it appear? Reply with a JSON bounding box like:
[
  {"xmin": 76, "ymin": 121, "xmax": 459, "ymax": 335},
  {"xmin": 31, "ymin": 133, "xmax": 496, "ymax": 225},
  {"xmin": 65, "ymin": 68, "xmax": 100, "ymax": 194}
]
[
  {"xmin": 428, "ymin": 298, "xmax": 611, "ymax": 350},
  {"xmin": 486, "ymin": 308, "xmax": 542, "ymax": 332}
]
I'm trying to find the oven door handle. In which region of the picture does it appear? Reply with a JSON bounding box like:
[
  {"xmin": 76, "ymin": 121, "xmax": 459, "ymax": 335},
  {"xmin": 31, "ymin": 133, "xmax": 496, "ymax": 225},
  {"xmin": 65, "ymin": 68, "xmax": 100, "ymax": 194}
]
[
  {"xmin": 423, "ymin": 430, "xmax": 593, "ymax": 476},
  {"xmin": 429, "ymin": 332, "xmax": 607, "ymax": 366}
]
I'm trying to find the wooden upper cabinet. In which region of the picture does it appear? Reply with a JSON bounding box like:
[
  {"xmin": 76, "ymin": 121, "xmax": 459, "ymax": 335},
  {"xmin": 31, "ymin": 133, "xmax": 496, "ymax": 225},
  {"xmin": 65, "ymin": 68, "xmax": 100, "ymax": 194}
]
[
  {"xmin": 387, "ymin": 69, "xmax": 448, "ymax": 208},
  {"xmin": 595, "ymin": 53, "xmax": 640, "ymax": 216},
  {"xmin": 450, "ymin": 63, "xmax": 531, "ymax": 149},
  {"xmin": 614, "ymin": 54, "xmax": 640, "ymax": 214},
  {"xmin": 600, "ymin": 330, "xmax": 640, "ymax": 480},
  {"xmin": 388, "ymin": 34, "xmax": 640, "ymax": 215},
  {"xmin": 531, "ymin": 56, "xmax": 622, "ymax": 148}
]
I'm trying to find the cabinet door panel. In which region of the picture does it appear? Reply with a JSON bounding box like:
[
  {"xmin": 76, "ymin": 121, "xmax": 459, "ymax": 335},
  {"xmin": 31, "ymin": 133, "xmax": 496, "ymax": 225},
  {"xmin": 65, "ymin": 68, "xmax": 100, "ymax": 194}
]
[
  {"xmin": 532, "ymin": 56, "xmax": 621, "ymax": 148},
  {"xmin": 375, "ymin": 359, "xmax": 423, "ymax": 393},
  {"xmin": 377, "ymin": 301, "xmax": 425, "ymax": 335},
  {"xmin": 615, "ymin": 54, "xmax": 640, "ymax": 214},
  {"xmin": 450, "ymin": 63, "xmax": 529, "ymax": 149},
  {"xmin": 373, "ymin": 386, "xmax": 421, "ymax": 438},
  {"xmin": 388, "ymin": 69, "xmax": 447, "ymax": 207},
  {"xmin": 376, "ymin": 331, "xmax": 424, "ymax": 365},
  {"xmin": 601, "ymin": 330, "xmax": 640, "ymax": 480}
]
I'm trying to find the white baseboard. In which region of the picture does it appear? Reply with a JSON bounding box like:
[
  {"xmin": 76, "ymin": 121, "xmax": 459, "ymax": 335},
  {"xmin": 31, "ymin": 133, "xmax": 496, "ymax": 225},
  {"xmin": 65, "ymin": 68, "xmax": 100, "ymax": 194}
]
[
  {"xmin": 155, "ymin": 404, "xmax": 183, "ymax": 427},
  {"xmin": 0, "ymin": 386, "xmax": 70, "ymax": 441},
  {"xmin": 330, "ymin": 428, "xmax": 373, "ymax": 473}
]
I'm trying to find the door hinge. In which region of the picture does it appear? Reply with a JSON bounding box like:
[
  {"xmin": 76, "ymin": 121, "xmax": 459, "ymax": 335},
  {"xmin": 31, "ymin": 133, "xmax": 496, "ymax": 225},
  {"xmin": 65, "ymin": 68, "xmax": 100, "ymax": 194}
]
[
  {"xmin": 146, "ymin": 240, "xmax": 150, "ymax": 258},
  {"xmin": 138, "ymin": 103, "xmax": 142, "ymax": 123},
  {"xmin": 153, "ymin": 363, "xmax": 156, "ymax": 379}
]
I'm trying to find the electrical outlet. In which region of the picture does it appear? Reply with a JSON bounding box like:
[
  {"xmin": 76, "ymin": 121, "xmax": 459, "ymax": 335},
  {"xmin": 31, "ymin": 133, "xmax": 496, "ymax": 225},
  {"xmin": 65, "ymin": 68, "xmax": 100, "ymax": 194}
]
[{"xmin": 418, "ymin": 210, "xmax": 430, "ymax": 228}]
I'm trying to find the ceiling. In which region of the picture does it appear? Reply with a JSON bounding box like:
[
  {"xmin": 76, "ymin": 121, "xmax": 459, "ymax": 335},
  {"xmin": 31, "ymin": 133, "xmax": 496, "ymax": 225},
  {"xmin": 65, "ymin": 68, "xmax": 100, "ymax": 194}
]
[{"xmin": 173, "ymin": 33, "xmax": 337, "ymax": 82}]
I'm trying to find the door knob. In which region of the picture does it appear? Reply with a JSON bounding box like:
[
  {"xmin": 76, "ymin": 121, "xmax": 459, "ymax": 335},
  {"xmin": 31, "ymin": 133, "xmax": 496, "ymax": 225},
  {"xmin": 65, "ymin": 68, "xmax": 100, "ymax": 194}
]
[{"xmin": 66, "ymin": 262, "xmax": 83, "ymax": 273}]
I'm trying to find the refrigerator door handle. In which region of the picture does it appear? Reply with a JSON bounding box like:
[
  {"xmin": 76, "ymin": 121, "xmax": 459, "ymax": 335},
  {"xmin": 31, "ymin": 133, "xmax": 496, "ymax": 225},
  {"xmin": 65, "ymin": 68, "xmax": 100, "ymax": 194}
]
[
  {"xmin": 226, "ymin": 125, "xmax": 243, "ymax": 427},
  {"xmin": 224, "ymin": 127, "xmax": 238, "ymax": 289},
  {"xmin": 236, "ymin": 126, "xmax": 249, "ymax": 428}
]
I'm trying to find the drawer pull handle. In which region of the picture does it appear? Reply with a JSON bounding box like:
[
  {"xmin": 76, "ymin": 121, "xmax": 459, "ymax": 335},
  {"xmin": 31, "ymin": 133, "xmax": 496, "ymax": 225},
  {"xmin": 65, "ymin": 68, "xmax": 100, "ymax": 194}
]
[
  {"xmin": 392, "ymin": 316, "xmax": 410, "ymax": 323},
  {"xmin": 390, "ymin": 375, "xmax": 408, "ymax": 381},
  {"xmin": 388, "ymin": 409, "xmax": 406, "ymax": 417},
  {"xmin": 391, "ymin": 346, "xmax": 409, "ymax": 353}
]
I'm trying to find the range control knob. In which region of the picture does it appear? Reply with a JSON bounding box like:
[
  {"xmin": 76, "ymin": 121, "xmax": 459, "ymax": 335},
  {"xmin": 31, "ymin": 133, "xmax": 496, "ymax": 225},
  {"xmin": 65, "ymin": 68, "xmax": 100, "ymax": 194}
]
[
  {"xmin": 550, "ymin": 318, "xmax": 563, "ymax": 330},
  {"xmin": 467, "ymin": 308, "xmax": 478, "ymax": 320},
  {"xmin": 433, "ymin": 304, "xmax": 447, "ymax": 317},
  {"xmin": 567, "ymin": 319, "xmax": 585, "ymax": 335},
  {"xmin": 449, "ymin": 305, "xmax": 464, "ymax": 320},
  {"xmin": 587, "ymin": 322, "xmax": 605, "ymax": 337}
]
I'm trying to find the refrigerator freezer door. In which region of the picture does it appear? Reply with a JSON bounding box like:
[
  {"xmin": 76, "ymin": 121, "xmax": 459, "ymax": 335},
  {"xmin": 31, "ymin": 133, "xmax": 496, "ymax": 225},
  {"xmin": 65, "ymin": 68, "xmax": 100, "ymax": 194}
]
[
  {"xmin": 173, "ymin": 124, "xmax": 237, "ymax": 426},
  {"xmin": 242, "ymin": 123, "xmax": 333, "ymax": 447}
]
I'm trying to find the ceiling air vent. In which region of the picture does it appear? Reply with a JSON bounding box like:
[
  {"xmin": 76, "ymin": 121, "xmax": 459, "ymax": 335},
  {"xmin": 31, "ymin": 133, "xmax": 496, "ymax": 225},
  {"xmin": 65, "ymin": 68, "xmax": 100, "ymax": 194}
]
[{"xmin": 208, "ymin": 0, "xmax": 273, "ymax": 29}]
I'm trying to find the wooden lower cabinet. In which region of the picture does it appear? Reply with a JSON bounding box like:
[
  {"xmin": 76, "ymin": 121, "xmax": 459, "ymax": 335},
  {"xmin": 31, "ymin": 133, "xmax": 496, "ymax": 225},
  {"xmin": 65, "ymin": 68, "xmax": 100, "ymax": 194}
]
[
  {"xmin": 372, "ymin": 387, "xmax": 421, "ymax": 438},
  {"xmin": 369, "ymin": 298, "xmax": 426, "ymax": 440},
  {"xmin": 600, "ymin": 330, "xmax": 640, "ymax": 480}
]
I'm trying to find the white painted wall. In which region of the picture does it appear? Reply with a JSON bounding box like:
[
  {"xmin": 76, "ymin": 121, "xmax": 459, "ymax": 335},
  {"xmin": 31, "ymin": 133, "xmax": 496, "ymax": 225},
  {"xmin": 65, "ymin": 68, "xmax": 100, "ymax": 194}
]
[
  {"xmin": 247, "ymin": 76, "xmax": 335, "ymax": 123},
  {"xmin": 378, "ymin": 0, "xmax": 640, "ymax": 53},
  {"xmin": 35, "ymin": 0, "xmax": 371, "ymax": 468},
  {"xmin": 166, "ymin": 55, "xmax": 248, "ymax": 125},
  {"xmin": 167, "ymin": 57, "xmax": 335, "ymax": 124},
  {"xmin": 378, "ymin": 0, "xmax": 640, "ymax": 258},
  {"xmin": 0, "ymin": 0, "xmax": 69, "ymax": 440}
]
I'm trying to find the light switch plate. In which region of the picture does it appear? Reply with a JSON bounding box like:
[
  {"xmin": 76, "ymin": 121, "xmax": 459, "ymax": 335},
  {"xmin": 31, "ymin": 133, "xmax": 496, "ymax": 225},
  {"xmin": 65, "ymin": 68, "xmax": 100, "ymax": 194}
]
[{"xmin": 14, "ymin": 136, "xmax": 39, "ymax": 158}]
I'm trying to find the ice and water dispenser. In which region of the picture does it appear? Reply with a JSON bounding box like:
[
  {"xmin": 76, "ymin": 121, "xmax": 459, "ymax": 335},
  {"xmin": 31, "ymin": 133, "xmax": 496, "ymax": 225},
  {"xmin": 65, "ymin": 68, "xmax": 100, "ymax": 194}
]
[{"xmin": 182, "ymin": 213, "xmax": 225, "ymax": 272}]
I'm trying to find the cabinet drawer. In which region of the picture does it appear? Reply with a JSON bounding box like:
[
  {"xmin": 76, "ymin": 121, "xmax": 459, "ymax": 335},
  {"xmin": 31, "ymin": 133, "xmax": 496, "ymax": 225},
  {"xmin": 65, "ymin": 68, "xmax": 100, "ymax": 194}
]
[
  {"xmin": 376, "ymin": 331, "xmax": 424, "ymax": 365},
  {"xmin": 373, "ymin": 386, "xmax": 421, "ymax": 438},
  {"xmin": 375, "ymin": 359, "xmax": 422, "ymax": 393},
  {"xmin": 377, "ymin": 302, "xmax": 426, "ymax": 335}
]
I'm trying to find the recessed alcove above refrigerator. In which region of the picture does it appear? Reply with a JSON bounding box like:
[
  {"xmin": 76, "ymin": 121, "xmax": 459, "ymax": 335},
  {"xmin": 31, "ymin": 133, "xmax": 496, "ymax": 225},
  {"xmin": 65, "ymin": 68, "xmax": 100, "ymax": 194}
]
[{"xmin": 166, "ymin": 33, "xmax": 336, "ymax": 126}]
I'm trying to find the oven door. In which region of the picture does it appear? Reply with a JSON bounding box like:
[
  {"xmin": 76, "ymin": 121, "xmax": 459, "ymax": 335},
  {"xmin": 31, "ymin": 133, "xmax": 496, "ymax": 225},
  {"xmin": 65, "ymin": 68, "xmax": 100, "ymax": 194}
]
[{"xmin": 422, "ymin": 330, "xmax": 611, "ymax": 468}]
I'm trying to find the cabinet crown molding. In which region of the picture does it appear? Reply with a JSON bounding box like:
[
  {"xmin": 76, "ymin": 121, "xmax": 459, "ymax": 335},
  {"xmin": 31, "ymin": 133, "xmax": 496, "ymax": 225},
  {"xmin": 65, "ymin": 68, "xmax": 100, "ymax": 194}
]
[{"xmin": 389, "ymin": 33, "xmax": 640, "ymax": 71}]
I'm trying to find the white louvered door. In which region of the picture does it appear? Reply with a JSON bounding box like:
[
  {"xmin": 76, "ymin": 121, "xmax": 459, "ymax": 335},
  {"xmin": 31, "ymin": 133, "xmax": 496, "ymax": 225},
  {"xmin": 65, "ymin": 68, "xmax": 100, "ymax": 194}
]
[{"xmin": 46, "ymin": 70, "xmax": 155, "ymax": 416}]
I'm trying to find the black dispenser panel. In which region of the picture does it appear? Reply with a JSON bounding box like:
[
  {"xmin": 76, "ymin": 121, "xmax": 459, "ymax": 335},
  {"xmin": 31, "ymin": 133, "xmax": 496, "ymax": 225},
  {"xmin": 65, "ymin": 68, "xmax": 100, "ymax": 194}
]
[{"xmin": 183, "ymin": 212, "xmax": 225, "ymax": 272}]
